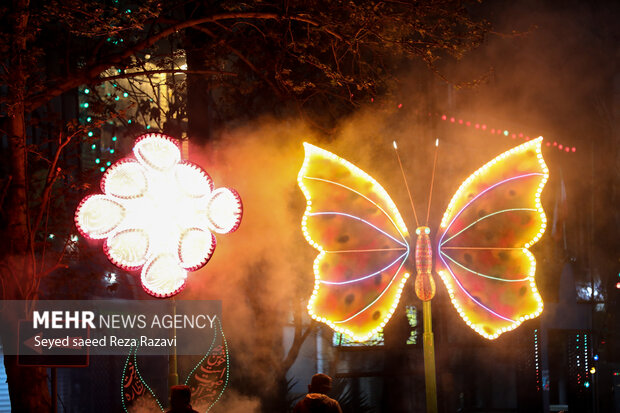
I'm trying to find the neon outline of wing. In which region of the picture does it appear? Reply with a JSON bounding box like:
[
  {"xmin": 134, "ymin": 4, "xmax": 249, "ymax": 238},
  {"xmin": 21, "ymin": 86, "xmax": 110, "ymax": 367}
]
[
  {"xmin": 185, "ymin": 317, "xmax": 230, "ymax": 412},
  {"xmin": 121, "ymin": 346, "xmax": 165, "ymax": 412},
  {"xmin": 436, "ymin": 137, "xmax": 548, "ymax": 339},
  {"xmin": 298, "ymin": 142, "xmax": 411, "ymax": 342}
]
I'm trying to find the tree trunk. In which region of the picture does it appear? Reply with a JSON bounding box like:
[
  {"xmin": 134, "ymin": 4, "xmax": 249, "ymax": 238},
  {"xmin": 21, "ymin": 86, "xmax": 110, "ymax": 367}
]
[
  {"xmin": 3, "ymin": 102, "xmax": 53, "ymax": 412},
  {"xmin": 1, "ymin": 2, "xmax": 52, "ymax": 408}
]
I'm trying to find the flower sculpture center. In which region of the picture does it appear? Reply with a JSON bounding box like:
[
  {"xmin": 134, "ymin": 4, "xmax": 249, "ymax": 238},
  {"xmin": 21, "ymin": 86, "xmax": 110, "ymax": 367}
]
[{"xmin": 75, "ymin": 133, "xmax": 242, "ymax": 297}]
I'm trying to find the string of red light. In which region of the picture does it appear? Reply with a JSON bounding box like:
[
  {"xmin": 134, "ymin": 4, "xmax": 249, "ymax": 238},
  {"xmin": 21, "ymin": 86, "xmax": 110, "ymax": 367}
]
[
  {"xmin": 374, "ymin": 97, "xmax": 577, "ymax": 154},
  {"xmin": 437, "ymin": 113, "xmax": 576, "ymax": 154}
]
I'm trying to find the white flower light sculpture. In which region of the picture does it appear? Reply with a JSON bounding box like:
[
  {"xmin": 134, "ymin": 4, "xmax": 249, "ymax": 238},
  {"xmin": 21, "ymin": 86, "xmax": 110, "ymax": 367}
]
[{"xmin": 75, "ymin": 133, "xmax": 242, "ymax": 297}]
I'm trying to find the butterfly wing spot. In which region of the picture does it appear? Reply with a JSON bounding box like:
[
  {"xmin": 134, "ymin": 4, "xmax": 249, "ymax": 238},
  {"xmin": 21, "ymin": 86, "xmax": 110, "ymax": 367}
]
[
  {"xmin": 498, "ymin": 251, "xmax": 509, "ymax": 261},
  {"xmin": 464, "ymin": 253, "xmax": 473, "ymax": 264},
  {"xmin": 519, "ymin": 286, "xmax": 527, "ymax": 296},
  {"xmin": 483, "ymin": 326, "xmax": 494, "ymax": 335},
  {"xmin": 521, "ymin": 215, "xmax": 532, "ymax": 225},
  {"xmin": 478, "ymin": 209, "xmax": 487, "ymax": 218},
  {"xmin": 321, "ymin": 263, "xmax": 329, "ymax": 272},
  {"xmin": 345, "ymin": 294, "xmax": 355, "ymax": 305},
  {"xmin": 374, "ymin": 274, "xmax": 383, "ymax": 286},
  {"xmin": 337, "ymin": 235, "xmax": 350, "ymax": 244},
  {"xmin": 509, "ymin": 189, "xmax": 516, "ymax": 197},
  {"xmin": 372, "ymin": 311, "xmax": 381, "ymax": 320}
]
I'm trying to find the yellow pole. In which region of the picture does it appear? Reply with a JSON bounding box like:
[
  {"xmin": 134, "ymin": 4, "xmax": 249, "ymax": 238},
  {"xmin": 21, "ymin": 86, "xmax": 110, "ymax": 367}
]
[
  {"xmin": 169, "ymin": 137, "xmax": 188, "ymax": 387},
  {"xmin": 168, "ymin": 298, "xmax": 179, "ymax": 386},
  {"xmin": 423, "ymin": 300, "xmax": 438, "ymax": 413}
]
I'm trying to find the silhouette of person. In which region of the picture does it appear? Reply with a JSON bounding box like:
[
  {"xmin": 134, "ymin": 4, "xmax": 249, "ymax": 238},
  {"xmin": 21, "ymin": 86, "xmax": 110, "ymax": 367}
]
[
  {"xmin": 293, "ymin": 373, "xmax": 343, "ymax": 413},
  {"xmin": 166, "ymin": 385, "xmax": 199, "ymax": 413}
]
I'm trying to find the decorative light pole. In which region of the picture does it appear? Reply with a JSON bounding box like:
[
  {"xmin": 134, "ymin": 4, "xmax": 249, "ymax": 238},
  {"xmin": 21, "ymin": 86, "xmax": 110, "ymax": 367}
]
[{"xmin": 75, "ymin": 132, "xmax": 242, "ymax": 390}]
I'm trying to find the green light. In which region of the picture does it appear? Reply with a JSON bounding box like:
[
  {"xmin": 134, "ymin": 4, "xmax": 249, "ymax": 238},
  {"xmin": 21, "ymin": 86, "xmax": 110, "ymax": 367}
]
[
  {"xmin": 110, "ymin": 149, "xmax": 115, "ymax": 154},
  {"xmin": 503, "ymin": 130, "xmax": 509, "ymax": 136},
  {"xmin": 91, "ymin": 144, "xmax": 96, "ymax": 150},
  {"xmin": 87, "ymin": 131, "xmax": 94, "ymax": 137},
  {"xmin": 95, "ymin": 158, "xmax": 100, "ymax": 164},
  {"xmin": 82, "ymin": 102, "xmax": 89, "ymax": 108},
  {"xmin": 112, "ymin": 83, "xmax": 117, "ymax": 88},
  {"xmin": 128, "ymin": 119, "xmax": 132, "ymax": 124},
  {"xmin": 126, "ymin": 8, "xmax": 131, "ymax": 13},
  {"xmin": 100, "ymin": 167, "xmax": 105, "ymax": 172},
  {"xmin": 86, "ymin": 116, "xmax": 92, "ymax": 122},
  {"xmin": 584, "ymin": 381, "xmax": 590, "ymax": 388},
  {"xmin": 123, "ymin": 92, "xmax": 129, "ymax": 98},
  {"xmin": 112, "ymin": 136, "xmax": 117, "ymax": 141},
  {"xmin": 115, "ymin": 96, "xmax": 120, "ymax": 101},
  {"xmin": 106, "ymin": 161, "xmax": 111, "ymax": 166},
  {"xmin": 117, "ymin": 69, "xmax": 122, "ymax": 73},
  {"xmin": 84, "ymin": 88, "xmax": 90, "ymax": 94},
  {"xmin": 146, "ymin": 125, "xmax": 151, "ymax": 130}
]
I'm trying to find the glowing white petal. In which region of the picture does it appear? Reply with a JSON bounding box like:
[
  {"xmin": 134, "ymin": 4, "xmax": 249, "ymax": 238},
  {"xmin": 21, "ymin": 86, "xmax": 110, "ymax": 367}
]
[
  {"xmin": 101, "ymin": 160, "xmax": 147, "ymax": 199},
  {"xmin": 206, "ymin": 188, "xmax": 243, "ymax": 234},
  {"xmin": 133, "ymin": 134, "xmax": 181, "ymax": 171},
  {"xmin": 141, "ymin": 253, "xmax": 187, "ymax": 297},
  {"xmin": 75, "ymin": 195, "xmax": 125, "ymax": 239},
  {"xmin": 174, "ymin": 161, "xmax": 213, "ymax": 198},
  {"xmin": 104, "ymin": 229, "xmax": 149, "ymax": 270},
  {"xmin": 178, "ymin": 228, "xmax": 216, "ymax": 270}
]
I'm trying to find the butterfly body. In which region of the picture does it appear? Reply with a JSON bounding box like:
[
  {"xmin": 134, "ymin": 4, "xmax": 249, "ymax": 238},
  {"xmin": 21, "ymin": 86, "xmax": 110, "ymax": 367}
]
[
  {"xmin": 298, "ymin": 138, "xmax": 548, "ymax": 341},
  {"xmin": 414, "ymin": 227, "xmax": 436, "ymax": 302}
]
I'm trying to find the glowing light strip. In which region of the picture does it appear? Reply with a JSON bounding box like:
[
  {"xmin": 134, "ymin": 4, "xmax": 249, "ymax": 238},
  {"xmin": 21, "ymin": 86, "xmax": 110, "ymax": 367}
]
[
  {"xmin": 440, "ymin": 251, "xmax": 529, "ymax": 282},
  {"xmin": 441, "ymin": 247, "xmax": 522, "ymax": 250},
  {"xmin": 440, "ymin": 173, "xmax": 544, "ymax": 243},
  {"xmin": 320, "ymin": 251, "xmax": 409, "ymax": 285},
  {"xmin": 184, "ymin": 317, "xmax": 229, "ymax": 413},
  {"xmin": 207, "ymin": 318, "xmax": 230, "ymax": 412},
  {"xmin": 308, "ymin": 212, "xmax": 407, "ymax": 248},
  {"xmin": 438, "ymin": 253, "xmax": 516, "ymax": 323},
  {"xmin": 184, "ymin": 324, "xmax": 219, "ymax": 385},
  {"xmin": 304, "ymin": 175, "xmax": 408, "ymax": 243},
  {"xmin": 325, "ymin": 248, "xmax": 407, "ymax": 253},
  {"xmin": 438, "ymin": 112, "xmax": 576, "ymax": 153},
  {"xmin": 334, "ymin": 254, "xmax": 409, "ymax": 324},
  {"xmin": 441, "ymin": 208, "xmax": 537, "ymax": 245},
  {"xmin": 120, "ymin": 346, "xmax": 165, "ymax": 412}
]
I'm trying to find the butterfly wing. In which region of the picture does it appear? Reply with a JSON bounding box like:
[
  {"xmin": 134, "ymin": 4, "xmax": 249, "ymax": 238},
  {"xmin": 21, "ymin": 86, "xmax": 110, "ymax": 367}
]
[
  {"xmin": 298, "ymin": 143, "xmax": 411, "ymax": 341},
  {"xmin": 436, "ymin": 137, "xmax": 548, "ymax": 339}
]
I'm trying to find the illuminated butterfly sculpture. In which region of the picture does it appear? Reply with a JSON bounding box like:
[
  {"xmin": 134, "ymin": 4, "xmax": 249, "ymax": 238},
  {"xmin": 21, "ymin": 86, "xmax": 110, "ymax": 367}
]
[
  {"xmin": 75, "ymin": 133, "xmax": 242, "ymax": 297},
  {"xmin": 298, "ymin": 137, "xmax": 548, "ymax": 341}
]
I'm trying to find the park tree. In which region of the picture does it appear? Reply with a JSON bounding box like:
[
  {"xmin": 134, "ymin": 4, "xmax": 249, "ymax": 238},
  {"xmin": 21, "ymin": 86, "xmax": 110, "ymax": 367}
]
[{"xmin": 0, "ymin": 0, "xmax": 487, "ymax": 409}]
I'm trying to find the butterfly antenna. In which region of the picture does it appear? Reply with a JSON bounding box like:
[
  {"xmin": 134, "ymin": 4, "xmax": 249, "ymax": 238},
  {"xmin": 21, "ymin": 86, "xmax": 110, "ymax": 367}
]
[
  {"xmin": 393, "ymin": 141, "xmax": 420, "ymax": 228},
  {"xmin": 425, "ymin": 138, "xmax": 439, "ymax": 225}
]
